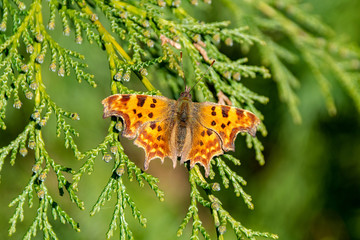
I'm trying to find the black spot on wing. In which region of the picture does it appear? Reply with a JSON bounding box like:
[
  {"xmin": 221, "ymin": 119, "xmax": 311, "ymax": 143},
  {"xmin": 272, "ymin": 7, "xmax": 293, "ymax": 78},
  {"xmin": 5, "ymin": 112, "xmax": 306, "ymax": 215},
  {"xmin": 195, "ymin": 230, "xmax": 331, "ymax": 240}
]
[
  {"xmin": 236, "ymin": 109, "xmax": 244, "ymax": 118},
  {"xmin": 221, "ymin": 106, "xmax": 229, "ymax": 118},
  {"xmin": 136, "ymin": 95, "xmax": 146, "ymax": 107},
  {"xmin": 121, "ymin": 95, "xmax": 131, "ymax": 102}
]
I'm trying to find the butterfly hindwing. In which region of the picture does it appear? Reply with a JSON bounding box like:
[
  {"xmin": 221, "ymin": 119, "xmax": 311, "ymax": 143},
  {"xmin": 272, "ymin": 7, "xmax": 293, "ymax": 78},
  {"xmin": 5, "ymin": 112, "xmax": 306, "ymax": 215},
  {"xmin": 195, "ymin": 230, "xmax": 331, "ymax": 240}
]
[
  {"xmin": 102, "ymin": 94, "xmax": 175, "ymax": 139},
  {"xmin": 182, "ymin": 120, "xmax": 223, "ymax": 177},
  {"xmin": 196, "ymin": 102, "xmax": 260, "ymax": 151},
  {"xmin": 134, "ymin": 119, "xmax": 176, "ymax": 170}
]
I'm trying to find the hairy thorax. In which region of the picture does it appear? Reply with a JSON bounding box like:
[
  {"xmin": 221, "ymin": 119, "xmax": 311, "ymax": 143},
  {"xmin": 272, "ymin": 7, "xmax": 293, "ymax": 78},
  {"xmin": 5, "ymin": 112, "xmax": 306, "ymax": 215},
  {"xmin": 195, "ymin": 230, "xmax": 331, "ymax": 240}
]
[{"xmin": 175, "ymin": 97, "xmax": 192, "ymax": 154}]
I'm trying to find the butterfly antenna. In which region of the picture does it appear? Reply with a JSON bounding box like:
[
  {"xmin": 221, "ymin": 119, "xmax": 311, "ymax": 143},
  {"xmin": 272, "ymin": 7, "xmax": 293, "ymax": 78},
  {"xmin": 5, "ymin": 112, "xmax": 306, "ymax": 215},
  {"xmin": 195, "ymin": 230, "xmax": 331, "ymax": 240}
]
[
  {"xmin": 180, "ymin": 52, "xmax": 187, "ymax": 87},
  {"xmin": 188, "ymin": 59, "xmax": 215, "ymax": 93}
]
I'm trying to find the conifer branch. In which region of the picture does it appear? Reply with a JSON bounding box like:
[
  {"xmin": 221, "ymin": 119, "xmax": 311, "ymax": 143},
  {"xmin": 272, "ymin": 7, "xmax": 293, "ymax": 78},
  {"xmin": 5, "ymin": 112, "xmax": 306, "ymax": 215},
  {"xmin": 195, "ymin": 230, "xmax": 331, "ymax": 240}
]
[{"xmin": 1, "ymin": 0, "xmax": 359, "ymax": 239}]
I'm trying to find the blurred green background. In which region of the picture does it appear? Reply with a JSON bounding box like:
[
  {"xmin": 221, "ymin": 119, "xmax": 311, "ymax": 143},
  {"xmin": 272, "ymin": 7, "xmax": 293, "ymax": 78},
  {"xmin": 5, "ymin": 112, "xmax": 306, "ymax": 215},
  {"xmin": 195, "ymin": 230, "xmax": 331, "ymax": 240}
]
[{"xmin": 0, "ymin": 0, "xmax": 359, "ymax": 239}]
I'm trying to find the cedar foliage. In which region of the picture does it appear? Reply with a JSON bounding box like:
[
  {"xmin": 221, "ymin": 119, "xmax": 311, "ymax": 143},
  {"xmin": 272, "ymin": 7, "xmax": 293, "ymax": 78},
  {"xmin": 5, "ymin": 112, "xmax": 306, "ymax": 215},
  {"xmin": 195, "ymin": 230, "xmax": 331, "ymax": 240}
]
[{"xmin": 0, "ymin": 0, "xmax": 359, "ymax": 239}]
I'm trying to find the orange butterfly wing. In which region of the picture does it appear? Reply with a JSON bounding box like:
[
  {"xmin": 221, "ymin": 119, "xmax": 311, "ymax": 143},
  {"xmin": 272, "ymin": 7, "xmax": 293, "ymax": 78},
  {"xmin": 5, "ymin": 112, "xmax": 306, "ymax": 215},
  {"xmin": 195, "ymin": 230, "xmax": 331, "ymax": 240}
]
[
  {"xmin": 134, "ymin": 120, "xmax": 176, "ymax": 169},
  {"xmin": 181, "ymin": 120, "xmax": 223, "ymax": 177},
  {"xmin": 102, "ymin": 94, "xmax": 173, "ymax": 138},
  {"xmin": 196, "ymin": 102, "xmax": 260, "ymax": 151},
  {"xmin": 102, "ymin": 94, "xmax": 177, "ymax": 168}
]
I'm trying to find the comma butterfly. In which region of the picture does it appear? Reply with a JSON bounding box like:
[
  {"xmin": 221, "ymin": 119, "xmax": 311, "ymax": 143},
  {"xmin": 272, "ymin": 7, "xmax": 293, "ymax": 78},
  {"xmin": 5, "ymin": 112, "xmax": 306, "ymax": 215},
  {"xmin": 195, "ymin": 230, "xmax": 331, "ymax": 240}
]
[{"xmin": 102, "ymin": 86, "xmax": 260, "ymax": 177}]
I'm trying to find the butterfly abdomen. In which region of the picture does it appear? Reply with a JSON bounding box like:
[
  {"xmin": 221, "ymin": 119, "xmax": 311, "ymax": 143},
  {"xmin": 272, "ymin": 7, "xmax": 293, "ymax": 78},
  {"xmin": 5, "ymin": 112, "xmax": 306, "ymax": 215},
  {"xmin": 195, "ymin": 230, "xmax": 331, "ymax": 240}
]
[{"xmin": 173, "ymin": 98, "xmax": 193, "ymax": 156}]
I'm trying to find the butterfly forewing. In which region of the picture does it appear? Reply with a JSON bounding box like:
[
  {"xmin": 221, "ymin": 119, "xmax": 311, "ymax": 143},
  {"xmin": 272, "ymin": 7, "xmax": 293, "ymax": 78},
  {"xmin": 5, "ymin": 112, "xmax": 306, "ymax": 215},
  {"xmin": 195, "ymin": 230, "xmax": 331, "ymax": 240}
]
[
  {"xmin": 196, "ymin": 102, "xmax": 260, "ymax": 151},
  {"xmin": 102, "ymin": 94, "xmax": 175, "ymax": 139}
]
